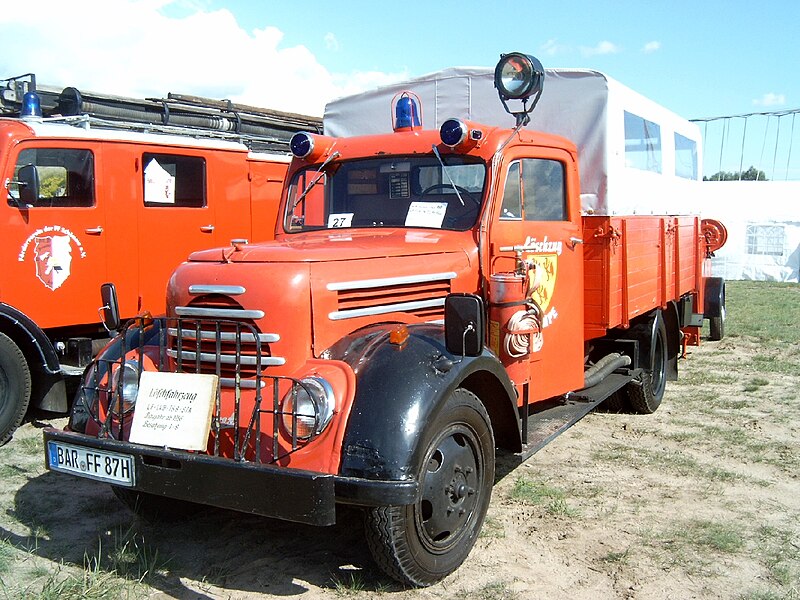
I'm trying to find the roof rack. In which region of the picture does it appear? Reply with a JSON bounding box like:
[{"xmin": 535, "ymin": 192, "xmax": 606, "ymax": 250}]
[{"xmin": 0, "ymin": 73, "xmax": 322, "ymax": 154}]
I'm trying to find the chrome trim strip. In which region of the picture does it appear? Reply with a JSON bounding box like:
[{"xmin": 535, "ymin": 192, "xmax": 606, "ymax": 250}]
[
  {"xmin": 167, "ymin": 328, "xmax": 279, "ymax": 343},
  {"xmin": 327, "ymin": 271, "xmax": 457, "ymax": 292},
  {"xmin": 220, "ymin": 378, "xmax": 266, "ymax": 389},
  {"xmin": 167, "ymin": 349, "xmax": 285, "ymax": 367},
  {"xmin": 175, "ymin": 306, "xmax": 265, "ymax": 319},
  {"xmin": 188, "ymin": 285, "xmax": 246, "ymax": 296},
  {"xmin": 329, "ymin": 298, "xmax": 445, "ymax": 321}
]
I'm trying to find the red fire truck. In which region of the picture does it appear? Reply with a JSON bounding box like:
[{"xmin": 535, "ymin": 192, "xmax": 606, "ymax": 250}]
[
  {"xmin": 43, "ymin": 54, "xmax": 726, "ymax": 586},
  {"xmin": 0, "ymin": 74, "xmax": 320, "ymax": 444}
]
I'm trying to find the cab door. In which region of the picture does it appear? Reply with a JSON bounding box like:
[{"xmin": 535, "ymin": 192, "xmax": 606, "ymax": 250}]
[
  {"xmin": 3, "ymin": 142, "xmax": 108, "ymax": 329},
  {"xmin": 135, "ymin": 149, "xmax": 222, "ymax": 315},
  {"xmin": 488, "ymin": 147, "xmax": 585, "ymax": 402}
]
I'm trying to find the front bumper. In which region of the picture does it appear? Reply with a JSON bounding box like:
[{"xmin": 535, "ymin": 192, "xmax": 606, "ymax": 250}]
[{"xmin": 43, "ymin": 429, "xmax": 418, "ymax": 526}]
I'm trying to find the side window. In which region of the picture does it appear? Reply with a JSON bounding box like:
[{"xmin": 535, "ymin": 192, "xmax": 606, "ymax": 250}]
[
  {"xmin": 624, "ymin": 111, "xmax": 662, "ymax": 173},
  {"xmin": 10, "ymin": 148, "xmax": 94, "ymax": 207},
  {"xmin": 521, "ymin": 159, "xmax": 566, "ymax": 221},
  {"xmin": 674, "ymin": 133, "xmax": 698, "ymax": 180},
  {"xmin": 500, "ymin": 161, "xmax": 521, "ymax": 219},
  {"xmin": 143, "ymin": 153, "xmax": 206, "ymax": 208}
]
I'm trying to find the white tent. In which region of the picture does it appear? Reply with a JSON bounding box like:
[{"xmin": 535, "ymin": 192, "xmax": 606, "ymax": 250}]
[
  {"xmin": 324, "ymin": 67, "xmax": 704, "ymax": 217},
  {"xmin": 702, "ymin": 181, "xmax": 800, "ymax": 282}
]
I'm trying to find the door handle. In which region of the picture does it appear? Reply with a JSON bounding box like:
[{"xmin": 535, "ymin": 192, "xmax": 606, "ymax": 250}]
[
  {"xmin": 569, "ymin": 236, "xmax": 584, "ymax": 248},
  {"xmin": 84, "ymin": 226, "xmax": 104, "ymax": 235},
  {"xmin": 200, "ymin": 224, "xmax": 215, "ymax": 233}
]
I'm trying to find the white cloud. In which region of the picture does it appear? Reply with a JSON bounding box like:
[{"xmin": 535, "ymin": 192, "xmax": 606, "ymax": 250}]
[
  {"xmin": 642, "ymin": 41, "xmax": 661, "ymax": 54},
  {"xmin": 0, "ymin": 0, "xmax": 403, "ymax": 116},
  {"xmin": 540, "ymin": 39, "xmax": 568, "ymax": 56},
  {"xmin": 324, "ymin": 32, "xmax": 340, "ymax": 52},
  {"xmin": 753, "ymin": 93, "xmax": 786, "ymax": 107},
  {"xmin": 580, "ymin": 41, "xmax": 621, "ymax": 57}
]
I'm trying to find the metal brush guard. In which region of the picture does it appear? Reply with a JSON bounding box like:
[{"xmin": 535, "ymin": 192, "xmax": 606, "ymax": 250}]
[{"xmin": 80, "ymin": 316, "xmax": 318, "ymax": 463}]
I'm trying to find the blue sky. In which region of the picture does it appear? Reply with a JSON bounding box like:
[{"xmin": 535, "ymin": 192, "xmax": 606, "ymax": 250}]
[{"xmin": 2, "ymin": 0, "xmax": 798, "ymax": 178}]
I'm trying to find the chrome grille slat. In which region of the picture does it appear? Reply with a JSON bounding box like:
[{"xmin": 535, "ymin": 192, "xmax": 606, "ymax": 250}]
[
  {"xmin": 329, "ymin": 298, "xmax": 446, "ymax": 321},
  {"xmin": 167, "ymin": 327, "xmax": 279, "ymax": 343},
  {"xmin": 189, "ymin": 284, "xmax": 246, "ymax": 295},
  {"xmin": 168, "ymin": 349, "xmax": 285, "ymax": 367},
  {"xmin": 327, "ymin": 271, "xmax": 457, "ymax": 291},
  {"xmin": 175, "ymin": 306, "xmax": 265, "ymax": 319}
]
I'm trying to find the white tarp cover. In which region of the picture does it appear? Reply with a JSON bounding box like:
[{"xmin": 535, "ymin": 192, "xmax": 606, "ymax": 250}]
[
  {"xmin": 703, "ymin": 181, "xmax": 800, "ymax": 282},
  {"xmin": 324, "ymin": 67, "xmax": 704, "ymax": 216}
]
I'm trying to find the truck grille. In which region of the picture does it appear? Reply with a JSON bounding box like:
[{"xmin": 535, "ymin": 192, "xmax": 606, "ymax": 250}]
[
  {"xmin": 81, "ymin": 316, "xmax": 312, "ymax": 464},
  {"xmin": 171, "ymin": 295, "xmax": 284, "ymax": 387},
  {"xmin": 327, "ymin": 271, "xmax": 456, "ymax": 321}
]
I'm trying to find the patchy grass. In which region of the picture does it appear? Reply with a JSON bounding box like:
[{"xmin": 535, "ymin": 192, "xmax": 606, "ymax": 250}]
[{"xmin": 509, "ymin": 478, "xmax": 579, "ymax": 517}]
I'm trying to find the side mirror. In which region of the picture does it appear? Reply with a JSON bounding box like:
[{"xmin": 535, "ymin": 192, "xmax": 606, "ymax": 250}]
[
  {"xmin": 17, "ymin": 164, "xmax": 40, "ymax": 206},
  {"xmin": 444, "ymin": 293, "xmax": 485, "ymax": 357},
  {"xmin": 99, "ymin": 282, "xmax": 121, "ymax": 332}
]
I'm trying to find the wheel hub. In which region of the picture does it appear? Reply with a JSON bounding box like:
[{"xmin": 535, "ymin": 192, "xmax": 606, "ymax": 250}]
[{"xmin": 417, "ymin": 428, "xmax": 481, "ymax": 551}]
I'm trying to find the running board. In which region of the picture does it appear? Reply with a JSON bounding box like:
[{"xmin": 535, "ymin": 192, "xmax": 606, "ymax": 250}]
[{"xmin": 518, "ymin": 372, "xmax": 635, "ymax": 461}]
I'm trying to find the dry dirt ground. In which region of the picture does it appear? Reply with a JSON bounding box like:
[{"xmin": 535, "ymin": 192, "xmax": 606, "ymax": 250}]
[{"xmin": 1, "ymin": 334, "xmax": 798, "ymax": 599}]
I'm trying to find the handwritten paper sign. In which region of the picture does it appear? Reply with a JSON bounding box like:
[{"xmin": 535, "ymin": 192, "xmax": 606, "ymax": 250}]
[
  {"xmin": 129, "ymin": 371, "xmax": 218, "ymax": 450},
  {"xmin": 405, "ymin": 202, "xmax": 447, "ymax": 228}
]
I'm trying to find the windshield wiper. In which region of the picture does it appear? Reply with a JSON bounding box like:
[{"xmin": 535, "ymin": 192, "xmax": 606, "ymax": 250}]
[
  {"xmin": 431, "ymin": 144, "xmax": 464, "ymax": 205},
  {"xmin": 292, "ymin": 149, "xmax": 340, "ymax": 209}
]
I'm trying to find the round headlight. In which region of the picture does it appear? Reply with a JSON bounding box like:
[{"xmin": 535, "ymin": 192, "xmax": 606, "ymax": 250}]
[
  {"xmin": 494, "ymin": 52, "xmax": 544, "ymax": 101},
  {"xmin": 281, "ymin": 376, "xmax": 335, "ymax": 441},
  {"xmin": 109, "ymin": 360, "xmax": 140, "ymax": 416},
  {"xmin": 440, "ymin": 118, "xmax": 467, "ymax": 147},
  {"xmin": 290, "ymin": 132, "xmax": 315, "ymax": 158}
]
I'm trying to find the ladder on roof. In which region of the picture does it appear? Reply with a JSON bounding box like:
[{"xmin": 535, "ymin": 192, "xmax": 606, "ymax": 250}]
[{"xmin": 0, "ymin": 73, "xmax": 322, "ymax": 154}]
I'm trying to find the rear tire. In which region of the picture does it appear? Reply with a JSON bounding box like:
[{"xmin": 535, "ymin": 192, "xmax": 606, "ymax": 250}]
[
  {"xmin": 0, "ymin": 332, "xmax": 32, "ymax": 446},
  {"xmin": 364, "ymin": 389, "xmax": 494, "ymax": 586},
  {"xmin": 625, "ymin": 314, "xmax": 668, "ymax": 414},
  {"xmin": 709, "ymin": 299, "xmax": 726, "ymax": 341},
  {"xmin": 706, "ymin": 278, "xmax": 726, "ymax": 341}
]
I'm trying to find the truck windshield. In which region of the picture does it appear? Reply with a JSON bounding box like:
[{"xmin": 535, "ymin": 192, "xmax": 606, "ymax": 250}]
[{"xmin": 284, "ymin": 155, "xmax": 486, "ymax": 232}]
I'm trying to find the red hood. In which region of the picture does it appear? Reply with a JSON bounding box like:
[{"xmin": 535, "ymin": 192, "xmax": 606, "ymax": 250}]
[{"xmin": 188, "ymin": 229, "xmax": 475, "ymax": 263}]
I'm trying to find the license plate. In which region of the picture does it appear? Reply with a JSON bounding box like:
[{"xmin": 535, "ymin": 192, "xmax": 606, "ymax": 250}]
[{"xmin": 47, "ymin": 441, "xmax": 135, "ymax": 486}]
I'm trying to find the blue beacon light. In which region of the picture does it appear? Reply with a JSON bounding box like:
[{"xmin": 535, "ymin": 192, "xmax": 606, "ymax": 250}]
[
  {"xmin": 394, "ymin": 93, "xmax": 421, "ymax": 131},
  {"xmin": 21, "ymin": 91, "xmax": 42, "ymax": 119}
]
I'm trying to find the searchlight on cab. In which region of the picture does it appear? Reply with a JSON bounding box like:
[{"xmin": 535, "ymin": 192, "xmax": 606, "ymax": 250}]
[{"xmin": 493, "ymin": 52, "xmax": 545, "ymax": 126}]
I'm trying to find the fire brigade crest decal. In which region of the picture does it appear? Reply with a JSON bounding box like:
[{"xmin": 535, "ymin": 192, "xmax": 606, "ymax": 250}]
[{"xmin": 18, "ymin": 225, "xmax": 87, "ymax": 291}]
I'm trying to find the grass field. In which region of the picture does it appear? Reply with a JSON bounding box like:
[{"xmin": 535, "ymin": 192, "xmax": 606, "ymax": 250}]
[{"xmin": 0, "ymin": 280, "xmax": 798, "ymax": 600}]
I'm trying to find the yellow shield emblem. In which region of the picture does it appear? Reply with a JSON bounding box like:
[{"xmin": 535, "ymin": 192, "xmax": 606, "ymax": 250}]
[{"xmin": 526, "ymin": 253, "xmax": 558, "ymax": 311}]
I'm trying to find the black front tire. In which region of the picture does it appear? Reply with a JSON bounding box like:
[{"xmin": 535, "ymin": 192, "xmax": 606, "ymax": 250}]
[
  {"xmin": 363, "ymin": 389, "xmax": 495, "ymax": 587},
  {"xmin": 0, "ymin": 332, "xmax": 32, "ymax": 446}
]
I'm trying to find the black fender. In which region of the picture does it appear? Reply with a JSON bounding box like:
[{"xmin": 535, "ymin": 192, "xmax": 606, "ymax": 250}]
[
  {"xmin": 0, "ymin": 303, "xmax": 65, "ymax": 412},
  {"xmin": 328, "ymin": 323, "xmax": 520, "ymax": 484},
  {"xmin": 661, "ymin": 302, "xmax": 680, "ymax": 382}
]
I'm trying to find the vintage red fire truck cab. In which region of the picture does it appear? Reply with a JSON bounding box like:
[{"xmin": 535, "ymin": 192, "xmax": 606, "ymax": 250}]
[{"xmin": 44, "ymin": 54, "xmax": 727, "ymax": 586}]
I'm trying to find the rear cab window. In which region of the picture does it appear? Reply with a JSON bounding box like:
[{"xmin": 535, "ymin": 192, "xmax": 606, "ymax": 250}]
[{"xmin": 142, "ymin": 153, "xmax": 206, "ymax": 207}]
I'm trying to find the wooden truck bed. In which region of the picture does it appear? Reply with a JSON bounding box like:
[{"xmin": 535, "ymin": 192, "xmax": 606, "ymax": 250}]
[{"xmin": 582, "ymin": 215, "xmax": 703, "ymax": 339}]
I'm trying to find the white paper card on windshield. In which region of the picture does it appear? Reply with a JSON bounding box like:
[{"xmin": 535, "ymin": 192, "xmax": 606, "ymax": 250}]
[
  {"xmin": 327, "ymin": 213, "xmax": 354, "ymax": 228},
  {"xmin": 129, "ymin": 371, "xmax": 218, "ymax": 451},
  {"xmin": 405, "ymin": 202, "xmax": 447, "ymax": 228}
]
